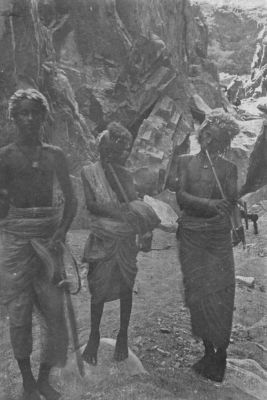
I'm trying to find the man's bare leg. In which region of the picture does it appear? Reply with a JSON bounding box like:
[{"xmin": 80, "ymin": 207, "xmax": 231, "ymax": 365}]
[
  {"xmin": 203, "ymin": 347, "xmax": 227, "ymax": 382},
  {"xmin": 193, "ymin": 340, "xmax": 227, "ymax": 382},
  {"xmin": 114, "ymin": 290, "xmax": 132, "ymax": 361},
  {"xmin": 82, "ymin": 301, "xmax": 104, "ymax": 365},
  {"xmin": 17, "ymin": 358, "xmax": 41, "ymax": 400},
  {"xmin": 37, "ymin": 363, "xmax": 60, "ymax": 400}
]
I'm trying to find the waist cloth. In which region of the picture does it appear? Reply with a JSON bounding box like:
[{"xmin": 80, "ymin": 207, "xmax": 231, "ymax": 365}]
[
  {"xmin": 82, "ymin": 161, "xmax": 160, "ymax": 304},
  {"xmin": 0, "ymin": 206, "xmax": 62, "ymax": 305},
  {"xmin": 178, "ymin": 213, "xmax": 235, "ymax": 348},
  {"xmin": 84, "ymin": 215, "xmax": 138, "ymax": 304}
]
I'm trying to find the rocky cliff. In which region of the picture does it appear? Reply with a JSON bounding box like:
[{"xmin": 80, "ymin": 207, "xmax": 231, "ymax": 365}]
[
  {"xmin": 0, "ymin": 0, "xmax": 222, "ymax": 179},
  {"xmin": 195, "ymin": 0, "xmax": 267, "ymax": 76}
]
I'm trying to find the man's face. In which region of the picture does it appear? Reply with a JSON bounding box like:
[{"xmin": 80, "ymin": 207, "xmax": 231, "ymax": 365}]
[
  {"xmin": 13, "ymin": 99, "xmax": 44, "ymax": 139},
  {"xmin": 199, "ymin": 126, "xmax": 223, "ymax": 154}
]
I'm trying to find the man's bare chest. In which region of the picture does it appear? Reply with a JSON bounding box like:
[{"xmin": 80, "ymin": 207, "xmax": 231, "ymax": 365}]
[{"xmin": 186, "ymin": 157, "xmax": 227, "ymax": 198}]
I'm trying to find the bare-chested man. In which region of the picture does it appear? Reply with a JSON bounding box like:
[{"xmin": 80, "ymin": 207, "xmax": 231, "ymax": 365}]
[
  {"xmin": 81, "ymin": 122, "xmax": 160, "ymax": 365},
  {"xmin": 0, "ymin": 89, "xmax": 77, "ymax": 400},
  {"xmin": 176, "ymin": 111, "xmax": 238, "ymax": 382}
]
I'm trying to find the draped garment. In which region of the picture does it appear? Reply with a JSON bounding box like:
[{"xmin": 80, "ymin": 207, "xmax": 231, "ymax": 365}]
[
  {"xmin": 0, "ymin": 206, "xmax": 62, "ymax": 305},
  {"xmin": 178, "ymin": 214, "xmax": 235, "ymax": 348},
  {"xmin": 82, "ymin": 161, "xmax": 160, "ymax": 304}
]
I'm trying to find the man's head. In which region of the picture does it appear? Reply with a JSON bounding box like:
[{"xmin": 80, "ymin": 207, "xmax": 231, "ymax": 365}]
[
  {"xmin": 9, "ymin": 89, "xmax": 49, "ymax": 138},
  {"xmin": 99, "ymin": 122, "xmax": 133, "ymax": 165},
  {"xmin": 198, "ymin": 110, "xmax": 239, "ymax": 155}
]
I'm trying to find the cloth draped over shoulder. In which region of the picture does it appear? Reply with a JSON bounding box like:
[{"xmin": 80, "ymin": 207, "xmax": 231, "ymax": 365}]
[
  {"xmin": 0, "ymin": 207, "xmax": 62, "ymax": 305},
  {"xmin": 178, "ymin": 213, "xmax": 235, "ymax": 348},
  {"xmin": 82, "ymin": 161, "xmax": 160, "ymax": 304}
]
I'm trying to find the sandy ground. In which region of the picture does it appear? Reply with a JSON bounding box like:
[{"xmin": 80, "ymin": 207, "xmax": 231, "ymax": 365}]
[{"xmin": 0, "ymin": 221, "xmax": 266, "ymax": 399}]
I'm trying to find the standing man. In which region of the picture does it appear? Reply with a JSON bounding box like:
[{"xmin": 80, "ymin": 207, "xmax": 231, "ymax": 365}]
[
  {"xmin": 81, "ymin": 122, "xmax": 160, "ymax": 366},
  {"xmin": 0, "ymin": 89, "xmax": 77, "ymax": 400},
  {"xmin": 176, "ymin": 111, "xmax": 238, "ymax": 382}
]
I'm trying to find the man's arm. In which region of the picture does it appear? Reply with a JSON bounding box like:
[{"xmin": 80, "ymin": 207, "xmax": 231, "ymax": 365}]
[
  {"xmin": 0, "ymin": 153, "xmax": 9, "ymax": 219},
  {"xmin": 225, "ymin": 163, "xmax": 238, "ymax": 205},
  {"xmin": 175, "ymin": 156, "xmax": 211, "ymax": 212},
  {"xmin": 54, "ymin": 148, "xmax": 77, "ymax": 241},
  {"xmin": 175, "ymin": 156, "xmax": 232, "ymax": 216},
  {"xmin": 81, "ymin": 168, "xmax": 124, "ymax": 220}
]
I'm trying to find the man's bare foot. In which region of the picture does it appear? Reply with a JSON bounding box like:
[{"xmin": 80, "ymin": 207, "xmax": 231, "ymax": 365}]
[
  {"xmin": 192, "ymin": 353, "xmax": 214, "ymax": 375},
  {"xmin": 22, "ymin": 388, "xmax": 42, "ymax": 400},
  {"xmin": 82, "ymin": 332, "xmax": 100, "ymax": 365},
  {"xmin": 37, "ymin": 380, "xmax": 61, "ymax": 400},
  {"xmin": 114, "ymin": 332, "xmax": 128, "ymax": 362},
  {"xmin": 203, "ymin": 356, "xmax": 227, "ymax": 382},
  {"xmin": 193, "ymin": 354, "xmax": 226, "ymax": 382}
]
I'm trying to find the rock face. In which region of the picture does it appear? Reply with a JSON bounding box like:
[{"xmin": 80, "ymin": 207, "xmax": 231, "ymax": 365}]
[
  {"xmin": 245, "ymin": 28, "xmax": 267, "ymax": 98},
  {"xmin": 239, "ymin": 121, "xmax": 267, "ymax": 194},
  {"xmin": 195, "ymin": 1, "xmax": 266, "ymax": 75},
  {"xmin": 0, "ymin": 0, "xmax": 221, "ymax": 177},
  {"xmin": 0, "ymin": 0, "xmax": 97, "ymax": 170}
]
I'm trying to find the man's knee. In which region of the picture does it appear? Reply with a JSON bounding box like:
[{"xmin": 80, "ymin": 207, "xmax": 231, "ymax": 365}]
[
  {"xmin": 7, "ymin": 291, "xmax": 33, "ymax": 329},
  {"xmin": 6, "ymin": 294, "xmax": 33, "ymax": 359},
  {"xmin": 36, "ymin": 281, "xmax": 65, "ymax": 322},
  {"xmin": 120, "ymin": 288, "xmax": 132, "ymax": 301},
  {"xmin": 10, "ymin": 325, "xmax": 33, "ymax": 360}
]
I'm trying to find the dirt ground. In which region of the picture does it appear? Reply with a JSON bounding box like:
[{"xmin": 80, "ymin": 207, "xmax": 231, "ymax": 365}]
[{"xmin": 0, "ymin": 218, "xmax": 267, "ymax": 399}]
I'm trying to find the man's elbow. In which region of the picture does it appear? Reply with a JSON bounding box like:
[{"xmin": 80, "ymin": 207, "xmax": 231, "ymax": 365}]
[{"xmin": 71, "ymin": 195, "xmax": 78, "ymax": 217}]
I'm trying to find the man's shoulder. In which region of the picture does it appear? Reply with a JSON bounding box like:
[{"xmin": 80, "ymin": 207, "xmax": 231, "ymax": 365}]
[
  {"xmin": 81, "ymin": 161, "xmax": 96, "ymax": 173},
  {"xmin": 177, "ymin": 154, "xmax": 193, "ymax": 160},
  {"xmin": 42, "ymin": 144, "xmax": 69, "ymax": 165},
  {"xmin": 0, "ymin": 143, "xmax": 18, "ymax": 160},
  {"xmin": 0, "ymin": 142, "xmax": 17, "ymax": 153},
  {"xmin": 177, "ymin": 154, "xmax": 194, "ymax": 166},
  {"xmin": 42, "ymin": 143, "xmax": 64, "ymax": 156},
  {"xmin": 219, "ymin": 156, "xmax": 237, "ymax": 171}
]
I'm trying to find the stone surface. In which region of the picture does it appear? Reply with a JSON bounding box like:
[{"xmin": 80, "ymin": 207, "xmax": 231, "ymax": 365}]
[
  {"xmin": 0, "ymin": 0, "xmax": 222, "ymax": 192},
  {"xmin": 236, "ymin": 276, "xmax": 255, "ymax": 288},
  {"xmin": 225, "ymin": 358, "xmax": 267, "ymax": 400},
  {"xmin": 196, "ymin": 1, "xmax": 266, "ymax": 75},
  {"xmin": 52, "ymin": 339, "xmax": 148, "ymax": 399},
  {"xmin": 144, "ymin": 195, "xmax": 178, "ymax": 233}
]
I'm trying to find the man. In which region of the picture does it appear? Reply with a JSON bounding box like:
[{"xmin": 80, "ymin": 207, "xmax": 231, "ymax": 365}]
[
  {"xmin": 176, "ymin": 111, "xmax": 238, "ymax": 382},
  {"xmin": 0, "ymin": 89, "xmax": 77, "ymax": 400},
  {"xmin": 240, "ymin": 120, "xmax": 267, "ymax": 196},
  {"xmin": 81, "ymin": 122, "xmax": 160, "ymax": 365}
]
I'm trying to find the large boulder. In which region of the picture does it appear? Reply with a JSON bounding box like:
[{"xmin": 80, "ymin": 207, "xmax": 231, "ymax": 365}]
[
  {"xmin": 0, "ymin": 0, "xmax": 223, "ymax": 183},
  {"xmin": 239, "ymin": 120, "xmax": 267, "ymax": 193},
  {"xmin": 197, "ymin": 2, "xmax": 265, "ymax": 75}
]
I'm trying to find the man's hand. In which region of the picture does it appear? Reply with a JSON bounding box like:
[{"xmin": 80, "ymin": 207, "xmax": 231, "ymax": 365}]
[
  {"xmin": 208, "ymin": 199, "xmax": 232, "ymax": 217},
  {"xmin": 123, "ymin": 209, "xmax": 138, "ymax": 227},
  {"xmin": 48, "ymin": 227, "xmax": 66, "ymax": 251}
]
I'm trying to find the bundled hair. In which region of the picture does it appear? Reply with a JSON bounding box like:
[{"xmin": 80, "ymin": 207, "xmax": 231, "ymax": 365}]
[
  {"xmin": 198, "ymin": 109, "xmax": 239, "ymax": 151},
  {"xmin": 8, "ymin": 88, "xmax": 50, "ymax": 119}
]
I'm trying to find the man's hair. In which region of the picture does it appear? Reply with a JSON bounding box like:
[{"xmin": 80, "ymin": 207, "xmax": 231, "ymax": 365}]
[
  {"xmin": 8, "ymin": 88, "xmax": 50, "ymax": 119},
  {"xmin": 198, "ymin": 109, "xmax": 239, "ymax": 151},
  {"xmin": 98, "ymin": 122, "xmax": 132, "ymax": 154},
  {"xmin": 107, "ymin": 121, "xmax": 132, "ymax": 142}
]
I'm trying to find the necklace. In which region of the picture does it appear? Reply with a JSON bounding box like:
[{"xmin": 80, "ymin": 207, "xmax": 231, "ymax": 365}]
[
  {"xmin": 197, "ymin": 152, "xmax": 209, "ymax": 169},
  {"xmin": 16, "ymin": 143, "xmax": 42, "ymax": 169},
  {"xmin": 197, "ymin": 152, "xmax": 220, "ymax": 169}
]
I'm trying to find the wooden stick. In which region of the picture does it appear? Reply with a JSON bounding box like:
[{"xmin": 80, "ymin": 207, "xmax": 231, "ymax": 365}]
[
  {"xmin": 205, "ymin": 150, "xmax": 225, "ymax": 199},
  {"xmin": 205, "ymin": 149, "xmax": 242, "ymax": 244},
  {"xmin": 107, "ymin": 163, "xmax": 130, "ymax": 206},
  {"xmin": 163, "ymin": 113, "xmax": 183, "ymax": 190}
]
